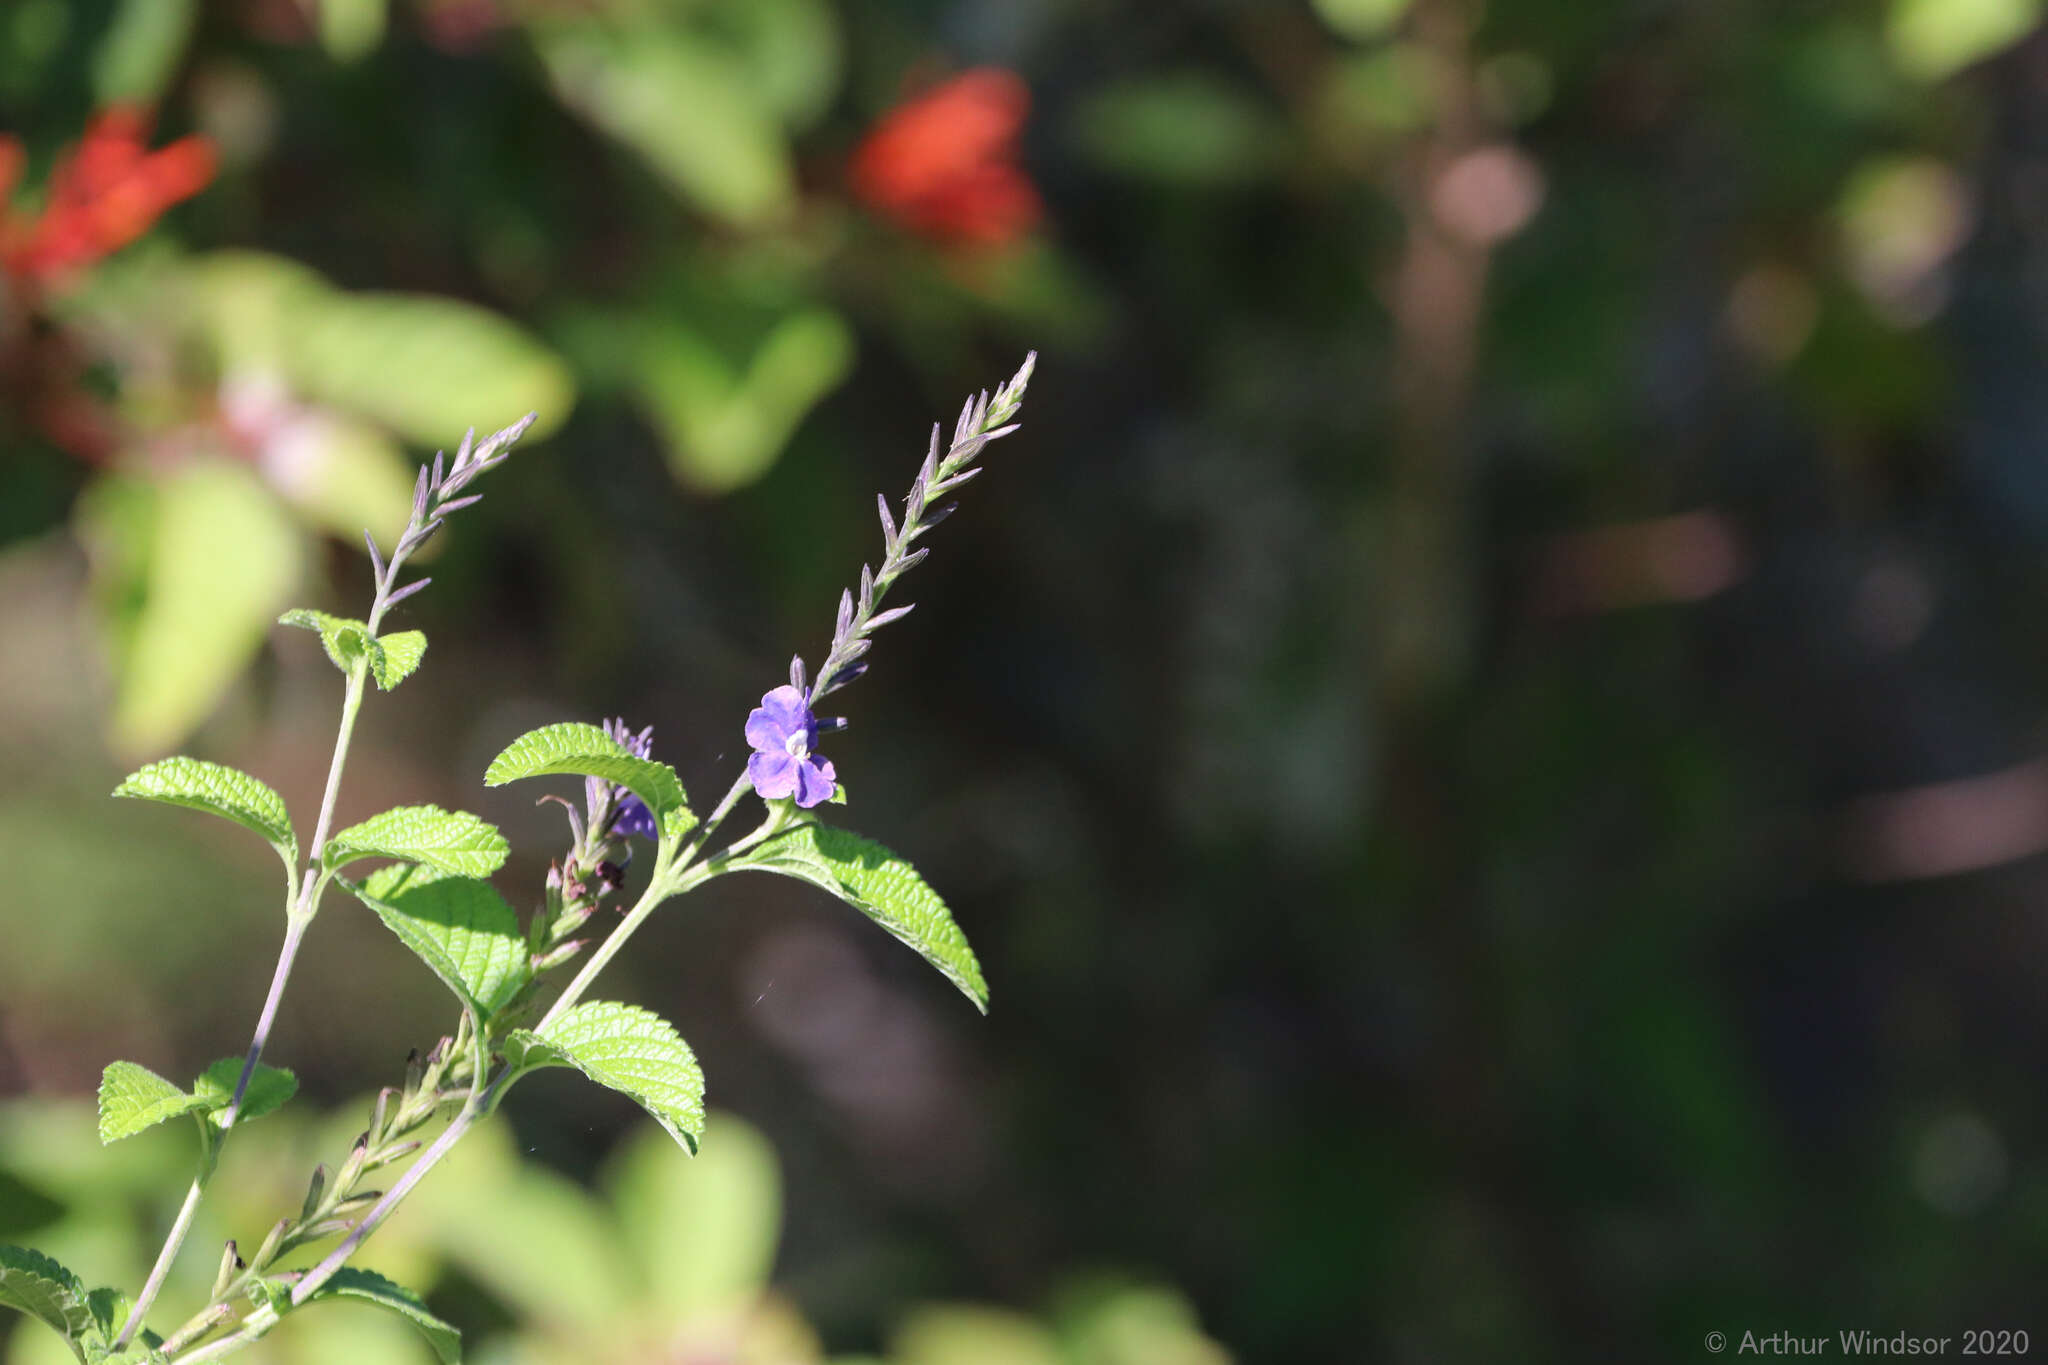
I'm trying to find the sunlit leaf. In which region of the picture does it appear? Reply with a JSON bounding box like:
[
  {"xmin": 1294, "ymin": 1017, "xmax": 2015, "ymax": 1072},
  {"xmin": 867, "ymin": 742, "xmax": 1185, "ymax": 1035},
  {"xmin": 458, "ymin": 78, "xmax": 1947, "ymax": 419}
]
[
  {"xmin": 113, "ymin": 756, "xmax": 297, "ymax": 867},
  {"xmin": 370, "ymin": 631, "xmax": 427, "ymax": 691},
  {"xmin": 736, "ymin": 824, "xmax": 988, "ymax": 1012},
  {"xmin": 1888, "ymin": 0, "xmax": 2041, "ymax": 82},
  {"xmin": 507, "ymin": 1002, "xmax": 706, "ymax": 1154},
  {"xmin": 484, "ymin": 722, "xmax": 690, "ymax": 831},
  {"xmin": 324, "ymin": 805, "xmax": 509, "ymax": 878},
  {"xmin": 96, "ymin": 1063, "xmax": 197, "ymax": 1145},
  {"xmin": 345, "ymin": 863, "xmax": 528, "ymax": 1020}
]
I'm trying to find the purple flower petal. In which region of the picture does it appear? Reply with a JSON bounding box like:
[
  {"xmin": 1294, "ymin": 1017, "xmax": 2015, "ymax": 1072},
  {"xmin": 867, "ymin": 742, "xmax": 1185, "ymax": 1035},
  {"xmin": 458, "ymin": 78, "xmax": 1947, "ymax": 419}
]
[
  {"xmin": 759, "ymin": 685, "xmax": 812, "ymax": 738},
  {"xmin": 749, "ymin": 749, "xmax": 800, "ymax": 799},
  {"xmin": 612, "ymin": 795, "xmax": 658, "ymax": 840},
  {"xmin": 793, "ymin": 755, "xmax": 837, "ymax": 808},
  {"xmin": 745, "ymin": 706, "xmax": 789, "ymax": 754}
]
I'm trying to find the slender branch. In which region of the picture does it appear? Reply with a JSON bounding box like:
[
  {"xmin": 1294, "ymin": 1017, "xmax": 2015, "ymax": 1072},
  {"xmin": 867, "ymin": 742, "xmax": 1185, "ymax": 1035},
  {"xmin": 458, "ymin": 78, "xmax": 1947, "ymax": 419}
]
[
  {"xmin": 131, "ymin": 418, "xmax": 538, "ymax": 1351},
  {"xmin": 117, "ymin": 1168, "xmax": 209, "ymax": 1349},
  {"xmin": 287, "ymin": 1082, "xmax": 492, "ymax": 1310}
]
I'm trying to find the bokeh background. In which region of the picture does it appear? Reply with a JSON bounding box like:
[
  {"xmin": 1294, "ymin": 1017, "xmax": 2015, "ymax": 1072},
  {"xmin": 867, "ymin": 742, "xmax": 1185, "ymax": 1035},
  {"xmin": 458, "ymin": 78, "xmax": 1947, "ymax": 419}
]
[{"xmin": 6, "ymin": 0, "xmax": 2048, "ymax": 1361}]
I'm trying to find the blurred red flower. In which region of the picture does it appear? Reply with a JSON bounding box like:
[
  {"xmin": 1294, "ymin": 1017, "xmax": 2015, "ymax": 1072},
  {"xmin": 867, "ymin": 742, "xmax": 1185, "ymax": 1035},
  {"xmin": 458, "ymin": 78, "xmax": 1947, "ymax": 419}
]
[
  {"xmin": 850, "ymin": 68, "xmax": 1041, "ymax": 249},
  {"xmin": 0, "ymin": 107, "xmax": 216, "ymax": 286}
]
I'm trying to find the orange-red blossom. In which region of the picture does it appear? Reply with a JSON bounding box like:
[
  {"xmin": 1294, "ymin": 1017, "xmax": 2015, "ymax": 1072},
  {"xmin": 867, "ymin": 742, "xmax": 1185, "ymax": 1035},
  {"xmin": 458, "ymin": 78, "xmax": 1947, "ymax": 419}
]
[
  {"xmin": 0, "ymin": 107, "xmax": 216, "ymax": 286},
  {"xmin": 850, "ymin": 68, "xmax": 1042, "ymax": 249}
]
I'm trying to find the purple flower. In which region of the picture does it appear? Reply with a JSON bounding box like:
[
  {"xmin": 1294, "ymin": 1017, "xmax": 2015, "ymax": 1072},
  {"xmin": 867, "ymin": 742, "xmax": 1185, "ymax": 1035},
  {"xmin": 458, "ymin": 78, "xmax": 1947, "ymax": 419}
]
[
  {"xmin": 601, "ymin": 718, "xmax": 660, "ymax": 841},
  {"xmin": 746, "ymin": 685, "xmax": 838, "ymax": 808}
]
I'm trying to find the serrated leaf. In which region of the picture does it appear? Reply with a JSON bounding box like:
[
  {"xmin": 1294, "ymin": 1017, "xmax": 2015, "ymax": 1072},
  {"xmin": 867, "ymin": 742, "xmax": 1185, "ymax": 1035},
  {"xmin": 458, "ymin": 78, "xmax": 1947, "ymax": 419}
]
[
  {"xmin": 484, "ymin": 723, "xmax": 690, "ymax": 831},
  {"xmin": 324, "ymin": 805, "xmax": 508, "ymax": 878},
  {"xmin": 113, "ymin": 756, "xmax": 297, "ymax": 867},
  {"xmin": 279, "ymin": 608, "xmax": 373, "ymax": 671},
  {"xmin": 737, "ymin": 825, "xmax": 988, "ymax": 1012},
  {"xmin": 190, "ymin": 1059, "xmax": 298, "ymax": 1127},
  {"xmin": 96, "ymin": 1063, "xmax": 199, "ymax": 1144},
  {"xmin": 346, "ymin": 863, "xmax": 528, "ymax": 1019},
  {"xmin": 0, "ymin": 1244, "xmax": 95, "ymax": 1354},
  {"xmin": 370, "ymin": 630, "xmax": 426, "ymax": 690},
  {"xmin": 507, "ymin": 1002, "xmax": 705, "ymax": 1154},
  {"xmin": 302, "ymin": 1268, "xmax": 459, "ymax": 1364}
]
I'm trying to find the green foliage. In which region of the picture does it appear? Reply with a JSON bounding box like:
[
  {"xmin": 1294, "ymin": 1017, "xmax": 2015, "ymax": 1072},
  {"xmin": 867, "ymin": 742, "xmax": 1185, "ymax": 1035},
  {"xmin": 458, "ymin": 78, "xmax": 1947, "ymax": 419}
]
[
  {"xmin": 635, "ymin": 308, "xmax": 856, "ymax": 493},
  {"xmin": 737, "ymin": 824, "xmax": 989, "ymax": 1012},
  {"xmin": 605, "ymin": 1116, "xmax": 780, "ymax": 1321},
  {"xmin": 76, "ymin": 460, "xmax": 305, "ymax": 758},
  {"xmin": 484, "ymin": 722, "xmax": 691, "ymax": 833},
  {"xmin": 0, "ymin": 1245, "xmax": 95, "ymax": 1355},
  {"xmin": 370, "ymin": 631, "xmax": 428, "ymax": 691},
  {"xmin": 506, "ymin": 1003, "xmax": 706, "ymax": 1154},
  {"xmin": 533, "ymin": 23, "xmax": 796, "ymax": 228},
  {"xmin": 323, "ymin": 805, "xmax": 510, "ymax": 879},
  {"xmin": 94, "ymin": 1064, "xmax": 194, "ymax": 1145},
  {"xmin": 279, "ymin": 611, "xmax": 430, "ymax": 691},
  {"xmin": 345, "ymin": 864, "xmax": 528, "ymax": 1021},
  {"xmin": 100, "ymin": 1059, "xmax": 300, "ymax": 1143},
  {"xmin": 112, "ymin": 757, "xmax": 298, "ymax": 869},
  {"xmin": 1072, "ymin": 75, "xmax": 1291, "ymax": 186},
  {"xmin": 190, "ymin": 1060, "xmax": 298, "ymax": 1129},
  {"xmin": 317, "ymin": 0, "xmax": 388, "ymax": 62},
  {"xmin": 287, "ymin": 291, "xmax": 574, "ymax": 447},
  {"xmin": 301, "ymin": 1268, "xmax": 459, "ymax": 1365},
  {"xmin": 278, "ymin": 609, "xmax": 374, "ymax": 672},
  {"xmin": 90, "ymin": 0, "xmax": 197, "ymax": 103},
  {"xmin": 1887, "ymin": 0, "xmax": 2041, "ymax": 81}
]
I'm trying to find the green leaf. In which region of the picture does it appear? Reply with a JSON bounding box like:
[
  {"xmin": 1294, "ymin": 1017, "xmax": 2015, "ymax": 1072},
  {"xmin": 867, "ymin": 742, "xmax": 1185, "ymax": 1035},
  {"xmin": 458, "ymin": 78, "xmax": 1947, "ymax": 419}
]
[
  {"xmin": 301, "ymin": 1269, "xmax": 460, "ymax": 1364},
  {"xmin": 285, "ymin": 290, "xmax": 573, "ymax": 446},
  {"xmin": 77, "ymin": 459, "xmax": 305, "ymax": 757},
  {"xmin": 370, "ymin": 630, "xmax": 427, "ymax": 690},
  {"xmin": 96, "ymin": 1063, "xmax": 199, "ymax": 1144},
  {"xmin": 506, "ymin": 1002, "xmax": 706, "ymax": 1154},
  {"xmin": 318, "ymin": 0, "xmax": 387, "ymax": 61},
  {"xmin": 191, "ymin": 1059, "xmax": 298, "ymax": 1127},
  {"xmin": 1889, "ymin": 0, "xmax": 2041, "ymax": 82},
  {"xmin": 278, "ymin": 608, "xmax": 373, "ymax": 671},
  {"xmin": 84, "ymin": 1288, "xmax": 161, "ymax": 1357},
  {"xmin": 92, "ymin": 0, "xmax": 199, "ymax": 103},
  {"xmin": 279, "ymin": 611, "xmax": 426, "ymax": 690},
  {"xmin": 536, "ymin": 24, "xmax": 795, "ymax": 228},
  {"xmin": 636, "ymin": 308, "xmax": 855, "ymax": 494},
  {"xmin": 736, "ymin": 825, "xmax": 988, "ymax": 1012},
  {"xmin": 112, "ymin": 756, "xmax": 298, "ymax": 867},
  {"xmin": 0, "ymin": 1244, "xmax": 95, "ymax": 1356},
  {"xmin": 345, "ymin": 863, "xmax": 528, "ymax": 1019},
  {"xmin": 484, "ymin": 723, "xmax": 690, "ymax": 832},
  {"xmin": 324, "ymin": 805, "xmax": 509, "ymax": 878}
]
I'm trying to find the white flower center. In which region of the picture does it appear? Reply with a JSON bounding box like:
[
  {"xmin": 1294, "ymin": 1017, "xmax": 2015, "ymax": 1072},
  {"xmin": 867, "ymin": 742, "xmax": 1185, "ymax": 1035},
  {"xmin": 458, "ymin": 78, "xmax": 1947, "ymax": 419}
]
[{"xmin": 784, "ymin": 731, "xmax": 810, "ymax": 760}]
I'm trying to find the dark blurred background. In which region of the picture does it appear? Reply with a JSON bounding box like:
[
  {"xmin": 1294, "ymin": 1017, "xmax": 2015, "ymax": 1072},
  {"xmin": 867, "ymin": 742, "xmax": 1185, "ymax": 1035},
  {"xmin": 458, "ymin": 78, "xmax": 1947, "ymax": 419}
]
[{"xmin": 6, "ymin": 0, "xmax": 2048, "ymax": 1361}]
